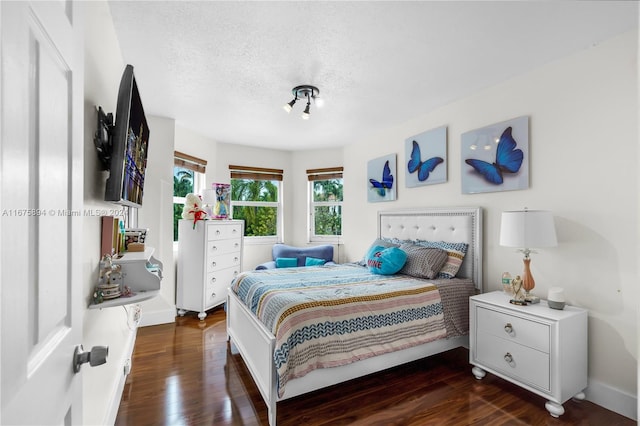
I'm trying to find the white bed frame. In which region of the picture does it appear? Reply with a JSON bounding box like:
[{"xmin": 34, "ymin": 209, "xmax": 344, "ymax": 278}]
[{"xmin": 226, "ymin": 207, "xmax": 483, "ymax": 425}]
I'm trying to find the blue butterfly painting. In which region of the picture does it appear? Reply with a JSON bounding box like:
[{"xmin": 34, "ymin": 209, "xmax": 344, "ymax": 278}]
[
  {"xmin": 465, "ymin": 126, "xmax": 523, "ymax": 185},
  {"xmin": 369, "ymin": 160, "xmax": 394, "ymax": 197},
  {"xmin": 407, "ymin": 141, "xmax": 444, "ymax": 182}
]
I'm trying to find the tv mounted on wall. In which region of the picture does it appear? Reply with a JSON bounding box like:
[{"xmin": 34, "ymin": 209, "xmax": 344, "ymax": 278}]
[{"xmin": 94, "ymin": 64, "xmax": 150, "ymax": 208}]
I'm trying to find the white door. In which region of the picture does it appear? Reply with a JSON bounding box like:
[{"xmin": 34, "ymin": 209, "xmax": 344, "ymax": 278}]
[{"xmin": 1, "ymin": 1, "xmax": 84, "ymax": 424}]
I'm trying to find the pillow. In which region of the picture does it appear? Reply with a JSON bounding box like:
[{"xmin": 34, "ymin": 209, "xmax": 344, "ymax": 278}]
[
  {"xmin": 398, "ymin": 243, "xmax": 448, "ymax": 279},
  {"xmin": 305, "ymin": 257, "xmax": 327, "ymax": 266},
  {"xmin": 275, "ymin": 257, "xmax": 297, "ymax": 268},
  {"xmin": 366, "ymin": 246, "xmax": 407, "ymax": 275},
  {"xmin": 414, "ymin": 241, "xmax": 469, "ymax": 279},
  {"xmin": 358, "ymin": 238, "xmax": 400, "ymax": 266}
]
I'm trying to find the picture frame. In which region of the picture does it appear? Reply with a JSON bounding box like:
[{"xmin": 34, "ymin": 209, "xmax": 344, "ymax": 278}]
[
  {"xmin": 461, "ymin": 116, "xmax": 529, "ymax": 194},
  {"xmin": 405, "ymin": 126, "xmax": 447, "ymax": 187},
  {"xmin": 367, "ymin": 154, "xmax": 396, "ymax": 202}
]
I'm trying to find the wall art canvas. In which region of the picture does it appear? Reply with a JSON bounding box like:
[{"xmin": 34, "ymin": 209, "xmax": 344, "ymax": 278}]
[
  {"xmin": 405, "ymin": 126, "xmax": 447, "ymax": 187},
  {"xmin": 461, "ymin": 116, "xmax": 529, "ymax": 194},
  {"xmin": 367, "ymin": 154, "xmax": 396, "ymax": 202}
]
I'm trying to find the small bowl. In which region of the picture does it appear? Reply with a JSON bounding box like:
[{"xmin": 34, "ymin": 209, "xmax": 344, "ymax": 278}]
[{"xmin": 548, "ymin": 300, "xmax": 565, "ymax": 310}]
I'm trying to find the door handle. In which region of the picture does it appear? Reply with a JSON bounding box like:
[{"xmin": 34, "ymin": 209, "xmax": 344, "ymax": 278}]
[{"xmin": 73, "ymin": 344, "xmax": 109, "ymax": 373}]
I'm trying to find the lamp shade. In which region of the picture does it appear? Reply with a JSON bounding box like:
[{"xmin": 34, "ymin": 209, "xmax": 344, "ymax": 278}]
[
  {"xmin": 201, "ymin": 189, "xmax": 217, "ymax": 205},
  {"xmin": 499, "ymin": 210, "xmax": 557, "ymax": 249}
]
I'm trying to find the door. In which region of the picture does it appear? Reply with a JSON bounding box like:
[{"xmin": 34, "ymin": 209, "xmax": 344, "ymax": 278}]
[{"xmin": 1, "ymin": 1, "xmax": 84, "ymax": 424}]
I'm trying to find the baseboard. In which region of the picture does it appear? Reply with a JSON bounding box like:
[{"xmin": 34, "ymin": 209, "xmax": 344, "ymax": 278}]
[
  {"xmin": 586, "ymin": 378, "xmax": 637, "ymax": 421},
  {"xmin": 104, "ymin": 322, "xmax": 137, "ymax": 425},
  {"xmin": 139, "ymin": 305, "xmax": 176, "ymax": 326}
]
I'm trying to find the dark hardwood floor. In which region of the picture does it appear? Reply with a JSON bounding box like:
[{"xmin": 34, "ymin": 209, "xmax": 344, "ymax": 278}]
[{"xmin": 116, "ymin": 306, "xmax": 633, "ymax": 426}]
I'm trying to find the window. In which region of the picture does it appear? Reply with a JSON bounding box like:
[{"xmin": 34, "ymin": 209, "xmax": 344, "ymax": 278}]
[
  {"xmin": 229, "ymin": 165, "xmax": 283, "ymax": 242},
  {"xmin": 308, "ymin": 167, "xmax": 343, "ymax": 242},
  {"xmin": 173, "ymin": 151, "xmax": 206, "ymax": 241}
]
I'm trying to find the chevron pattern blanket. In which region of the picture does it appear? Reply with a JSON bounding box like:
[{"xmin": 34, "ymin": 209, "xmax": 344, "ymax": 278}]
[{"xmin": 230, "ymin": 263, "xmax": 448, "ymax": 397}]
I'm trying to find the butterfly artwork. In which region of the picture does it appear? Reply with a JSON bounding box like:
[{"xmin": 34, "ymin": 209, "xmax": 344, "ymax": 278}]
[
  {"xmin": 461, "ymin": 116, "xmax": 529, "ymax": 194},
  {"xmin": 405, "ymin": 126, "xmax": 447, "ymax": 187},
  {"xmin": 367, "ymin": 154, "xmax": 396, "ymax": 202}
]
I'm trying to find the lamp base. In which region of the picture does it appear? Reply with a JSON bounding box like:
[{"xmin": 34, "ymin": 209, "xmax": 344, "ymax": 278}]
[
  {"xmin": 522, "ymin": 257, "xmax": 535, "ymax": 293},
  {"xmin": 524, "ymin": 294, "xmax": 540, "ymax": 304}
]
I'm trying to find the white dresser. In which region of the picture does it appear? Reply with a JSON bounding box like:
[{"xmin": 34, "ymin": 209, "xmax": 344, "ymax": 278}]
[
  {"xmin": 469, "ymin": 291, "xmax": 587, "ymax": 418},
  {"xmin": 177, "ymin": 219, "xmax": 244, "ymax": 320}
]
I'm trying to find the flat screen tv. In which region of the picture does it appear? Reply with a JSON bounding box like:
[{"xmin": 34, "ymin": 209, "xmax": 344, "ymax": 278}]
[{"xmin": 104, "ymin": 64, "xmax": 150, "ymax": 207}]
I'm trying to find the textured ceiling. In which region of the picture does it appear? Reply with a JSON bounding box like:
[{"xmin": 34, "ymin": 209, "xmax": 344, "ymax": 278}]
[{"xmin": 108, "ymin": 1, "xmax": 638, "ymax": 151}]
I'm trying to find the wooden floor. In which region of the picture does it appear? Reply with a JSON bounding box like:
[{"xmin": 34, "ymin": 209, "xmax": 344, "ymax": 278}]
[{"xmin": 116, "ymin": 307, "xmax": 633, "ymax": 426}]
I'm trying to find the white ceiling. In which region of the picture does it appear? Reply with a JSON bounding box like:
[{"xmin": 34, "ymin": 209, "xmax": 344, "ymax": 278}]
[{"xmin": 108, "ymin": 1, "xmax": 637, "ymax": 151}]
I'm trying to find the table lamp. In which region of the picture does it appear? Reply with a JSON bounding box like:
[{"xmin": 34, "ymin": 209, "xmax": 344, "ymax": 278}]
[{"xmin": 500, "ymin": 209, "xmax": 557, "ymax": 301}]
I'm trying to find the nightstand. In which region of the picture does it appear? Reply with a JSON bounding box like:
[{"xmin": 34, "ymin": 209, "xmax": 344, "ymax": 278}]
[{"xmin": 469, "ymin": 291, "xmax": 587, "ymax": 418}]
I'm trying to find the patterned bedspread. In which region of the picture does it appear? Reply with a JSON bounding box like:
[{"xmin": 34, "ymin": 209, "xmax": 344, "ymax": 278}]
[{"xmin": 230, "ymin": 263, "xmax": 451, "ymax": 397}]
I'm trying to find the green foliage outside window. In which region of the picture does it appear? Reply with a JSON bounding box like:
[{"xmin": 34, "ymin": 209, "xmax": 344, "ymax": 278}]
[
  {"xmin": 173, "ymin": 167, "xmax": 194, "ymax": 241},
  {"xmin": 231, "ymin": 179, "xmax": 279, "ymax": 237},
  {"xmin": 312, "ymin": 179, "xmax": 343, "ymax": 236}
]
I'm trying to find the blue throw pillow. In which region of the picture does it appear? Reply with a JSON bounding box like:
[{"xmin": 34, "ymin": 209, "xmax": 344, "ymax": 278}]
[
  {"xmin": 366, "ymin": 246, "xmax": 407, "ymax": 275},
  {"xmin": 275, "ymin": 257, "xmax": 297, "ymax": 268},
  {"xmin": 305, "ymin": 257, "xmax": 327, "ymax": 266}
]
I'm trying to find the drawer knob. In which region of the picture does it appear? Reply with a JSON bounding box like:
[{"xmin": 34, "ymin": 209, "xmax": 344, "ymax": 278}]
[
  {"xmin": 211, "ymin": 245, "xmax": 218, "ymax": 251},
  {"xmin": 211, "ymin": 261, "xmax": 217, "ymax": 267},
  {"xmin": 504, "ymin": 352, "xmax": 513, "ymax": 363},
  {"xmin": 232, "ymin": 229, "xmax": 237, "ymax": 234},
  {"xmin": 216, "ymin": 230, "xmax": 221, "ymax": 235},
  {"xmin": 504, "ymin": 323, "xmax": 513, "ymax": 334},
  {"xmin": 211, "ymin": 292, "xmax": 216, "ymax": 298},
  {"xmin": 234, "ymin": 256, "xmax": 239, "ymax": 262},
  {"xmin": 211, "ymin": 277, "xmax": 217, "ymax": 283}
]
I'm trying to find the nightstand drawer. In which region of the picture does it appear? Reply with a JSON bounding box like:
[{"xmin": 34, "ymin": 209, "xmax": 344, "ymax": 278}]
[
  {"xmin": 477, "ymin": 306, "xmax": 550, "ymax": 353},
  {"xmin": 476, "ymin": 332, "xmax": 550, "ymax": 391}
]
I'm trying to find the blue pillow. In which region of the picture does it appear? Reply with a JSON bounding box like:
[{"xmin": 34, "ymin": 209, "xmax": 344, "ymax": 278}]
[
  {"xmin": 275, "ymin": 257, "xmax": 297, "ymax": 268},
  {"xmin": 305, "ymin": 257, "xmax": 327, "ymax": 266},
  {"xmin": 366, "ymin": 246, "xmax": 407, "ymax": 275}
]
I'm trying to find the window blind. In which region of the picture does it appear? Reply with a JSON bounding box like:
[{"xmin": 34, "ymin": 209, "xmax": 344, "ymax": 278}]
[
  {"xmin": 174, "ymin": 151, "xmax": 207, "ymax": 174},
  {"xmin": 229, "ymin": 165, "xmax": 283, "ymax": 181},
  {"xmin": 306, "ymin": 166, "xmax": 343, "ymax": 181}
]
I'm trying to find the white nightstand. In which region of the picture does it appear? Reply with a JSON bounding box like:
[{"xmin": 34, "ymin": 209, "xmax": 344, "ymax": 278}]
[{"xmin": 469, "ymin": 291, "xmax": 588, "ymax": 418}]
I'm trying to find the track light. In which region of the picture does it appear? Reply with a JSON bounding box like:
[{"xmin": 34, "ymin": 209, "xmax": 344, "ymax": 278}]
[
  {"xmin": 302, "ymin": 96, "xmax": 311, "ymax": 120},
  {"xmin": 283, "ymin": 85, "xmax": 319, "ymax": 119},
  {"xmin": 283, "ymin": 96, "xmax": 297, "ymax": 113}
]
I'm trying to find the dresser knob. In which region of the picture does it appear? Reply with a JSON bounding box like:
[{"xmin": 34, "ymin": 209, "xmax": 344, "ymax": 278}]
[
  {"xmin": 234, "ymin": 257, "xmax": 239, "ymax": 262},
  {"xmin": 216, "ymin": 230, "xmax": 221, "ymax": 235},
  {"xmin": 211, "ymin": 245, "xmax": 218, "ymax": 251},
  {"xmin": 211, "ymin": 261, "xmax": 217, "ymax": 267},
  {"xmin": 504, "ymin": 352, "xmax": 513, "ymax": 363},
  {"xmin": 211, "ymin": 277, "xmax": 216, "ymax": 283},
  {"xmin": 504, "ymin": 323, "xmax": 513, "ymax": 334}
]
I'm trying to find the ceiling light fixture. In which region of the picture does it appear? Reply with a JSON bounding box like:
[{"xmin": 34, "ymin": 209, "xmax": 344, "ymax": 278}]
[{"xmin": 283, "ymin": 85, "xmax": 319, "ymax": 119}]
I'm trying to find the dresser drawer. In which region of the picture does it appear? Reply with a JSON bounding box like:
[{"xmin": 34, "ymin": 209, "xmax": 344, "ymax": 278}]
[
  {"xmin": 207, "ymin": 222, "xmax": 242, "ymax": 241},
  {"xmin": 477, "ymin": 306, "xmax": 550, "ymax": 353},
  {"xmin": 205, "ymin": 268, "xmax": 240, "ymax": 307},
  {"xmin": 207, "ymin": 238, "xmax": 241, "ymax": 256},
  {"xmin": 206, "ymin": 251, "xmax": 241, "ymax": 272},
  {"xmin": 476, "ymin": 332, "xmax": 550, "ymax": 392}
]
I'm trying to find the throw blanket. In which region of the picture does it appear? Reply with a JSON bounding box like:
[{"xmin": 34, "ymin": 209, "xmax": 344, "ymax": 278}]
[{"xmin": 231, "ymin": 264, "xmax": 447, "ymax": 397}]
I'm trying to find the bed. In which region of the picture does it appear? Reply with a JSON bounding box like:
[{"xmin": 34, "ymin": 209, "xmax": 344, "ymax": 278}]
[{"xmin": 226, "ymin": 207, "xmax": 483, "ymax": 425}]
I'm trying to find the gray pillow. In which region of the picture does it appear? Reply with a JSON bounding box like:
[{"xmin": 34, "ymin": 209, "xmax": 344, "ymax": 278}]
[{"xmin": 398, "ymin": 243, "xmax": 448, "ymax": 279}]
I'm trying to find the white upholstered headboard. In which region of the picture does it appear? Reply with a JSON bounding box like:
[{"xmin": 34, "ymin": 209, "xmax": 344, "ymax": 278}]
[{"xmin": 378, "ymin": 207, "xmax": 483, "ymax": 292}]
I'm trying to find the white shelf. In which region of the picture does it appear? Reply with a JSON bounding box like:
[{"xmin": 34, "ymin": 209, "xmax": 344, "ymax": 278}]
[
  {"xmin": 88, "ymin": 290, "xmax": 159, "ymax": 309},
  {"xmin": 89, "ymin": 246, "xmax": 163, "ymax": 309}
]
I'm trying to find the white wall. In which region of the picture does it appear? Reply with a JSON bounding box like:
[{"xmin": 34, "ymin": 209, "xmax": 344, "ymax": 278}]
[
  {"xmin": 82, "ymin": 2, "xmax": 134, "ymax": 425},
  {"xmin": 342, "ymin": 30, "xmax": 638, "ymax": 419},
  {"xmin": 137, "ymin": 115, "xmax": 177, "ymax": 326},
  {"xmin": 82, "ymin": 2, "xmax": 175, "ymax": 424}
]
